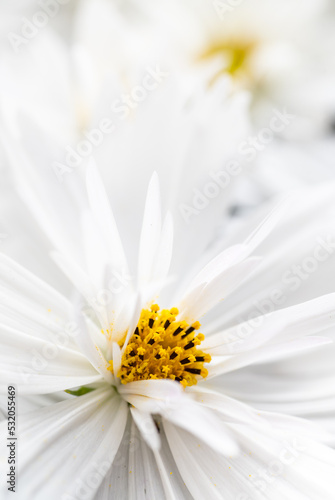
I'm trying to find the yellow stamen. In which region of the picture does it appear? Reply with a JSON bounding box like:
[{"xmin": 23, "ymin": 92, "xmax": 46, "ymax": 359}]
[{"xmin": 112, "ymin": 305, "xmax": 211, "ymax": 387}]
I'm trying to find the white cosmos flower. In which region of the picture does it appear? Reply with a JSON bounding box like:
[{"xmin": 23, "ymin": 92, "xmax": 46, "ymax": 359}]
[
  {"xmin": 1, "ymin": 160, "xmax": 335, "ymax": 499},
  {"xmin": 149, "ymin": 0, "xmax": 335, "ymax": 139}
]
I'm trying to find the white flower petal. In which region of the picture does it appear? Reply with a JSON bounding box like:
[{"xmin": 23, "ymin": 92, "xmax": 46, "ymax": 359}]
[
  {"xmin": 174, "ymin": 197, "xmax": 290, "ymax": 304},
  {"xmin": 3, "ymin": 387, "xmax": 128, "ymax": 500},
  {"xmin": 3, "ymin": 114, "xmax": 87, "ymax": 266},
  {"xmin": 0, "ymin": 252, "xmax": 69, "ymax": 317},
  {"xmin": 211, "ymin": 351, "xmax": 335, "ymax": 443},
  {"xmin": 153, "ymin": 424, "xmax": 194, "ymax": 500},
  {"xmin": 207, "ymin": 336, "xmax": 332, "ymax": 378},
  {"xmin": 119, "ymin": 378, "xmax": 183, "ymax": 401},
  {"xmin": 95, "ymin": 417, "xmax": 186, "ymax": 500},
  {"xmin": 0, "ymin": 287, "xmax": 78, "ymax": 349},
  {"xmin": 180, "ymin": 257, "xmax": 262, "ymax": 321},
  {"xmin": 120, "ymin": 292, "xmax": 144, "ymax": 353},
  {"xmin": 191, "ymin": 386, "xmax": 267, "ymax": 427},
  {"xmin": 163, "ymin": 400, "xmax": 239, "ymax": 458},
  {"xmin": 81, "ymin": 209, "xmax": 111, "ymax": 292},
  {"xmin": 0, "ymin": 323, "xmax": 101, "ymax": 394},
  {"xmin": 151, "ymin": 211, "xmax": 174, "ymax": 285},
  {"xmin": 242, "ymin": 196, "xmax": 291, "ymax": 256},
  {"xmin": 112, "ymin": 341, "xmax": 122, "ymax": 384},
  {"xmin": 51, "ymin": 250, "xmax": 110, "ymax": 331},
  {"xmin": 127, "ymin": 419, "xmax": 162, "ymax": 499},
  {"xmin": 86, "ymin": 158, "xmax": 128, "ymax": 273},
  {"xmin": 206, "ymin": 185, "xmax": 335, "ymax": 332},
  {"xmin": 153, "ymin": 451, "xmax": 179, "ymax": 500},
  {"xmin": 122, "ymin": 381, "xmax": 239, "ymax": 458},
  {"xmin": 163, "ymin": 420, "xmax": 224, "ymax": 500},
  {"xmin": 74, "ymin": 305, "xmax": 114, "ymax": 385},
  {"xmin": 164, "ymin": 409, "xmax": 335, "ymax": 500},
  {"xmin": 203, "ymin": 293, "xmax": 335, "ymax": 355},
  {"xmin": 137, "ymin": 171, "xmax": 162, "ymax": 287},
  {"xmin": 185, "ymin": 243, "xmax": 248, "ymax": 293},
  {"xmin": 130, "ymin": 407, "xmax": 161, "ymax": 451}
]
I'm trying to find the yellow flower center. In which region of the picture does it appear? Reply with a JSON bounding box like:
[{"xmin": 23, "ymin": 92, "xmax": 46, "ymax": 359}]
[
  {"xmin": 112, "ymin": 305, "xmax": 211, "ymax": 388},
  {"xmin": 199, "ymin": 39, "xmax": 257, "ymax": 83}
]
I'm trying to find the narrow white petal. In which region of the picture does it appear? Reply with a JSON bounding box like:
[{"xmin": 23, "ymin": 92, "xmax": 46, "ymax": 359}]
[
  {"xmin": 186, "ymin": 243, "xmax": 247, "ymax": 292},
  {"xmin": 112, "ymin": 341, "xmax": 122, "ymax": 384},
  {"xmin": 74, "ymin": 305, "xmax": 114, "ymax": 385},
  {"xmin": 163, "ymin": 420, "xmax": 223, "ymax": 500},
  {"xmin": 137, "ymin": 171, "xmax": 162, "ymax": 287},
  {"xmin": 180, "ymin": 257, "xmax": 261, "ymax": 321},
  {"xmin": 121, "ymin": 292, "xmax": 144, "ymax": 354},
  {"xmin": 207, "ymin": 336, "xmax": 332, "ymax": 378},
  {"xmin": 191, "ymin": 386, "xmax": 267, "ymax": 427},
  {"xmin": 153, "ymin": 450, "xmax": 179, "ymax": 500},
  {"xmin": 242, "ymin": 196, "xmax": 291, "ymax": 255},
  {"xmin": 95, "ymin": 417, "xmax": 172, "ymax": 500},
  {"xmin": 163, "ymin": 400, "xmax": 239, "ymax": 458},
  {"xmin": 127, "ymin": 420, "xmax": 163, "ymax": 499},
  {"xmin": 130, "ymin": 407, "xmax": 161, "ymax": 451},
  {"xmin": 151, "ymin": 211, "xmax": 174, "ymax": 285},
  {"xmin": 86, "ymin": 159, "xmax": 128, "ymax": 272},
  {"xmin": 82, "ymin": 209, "xmax": 111, "ymax": 291}
]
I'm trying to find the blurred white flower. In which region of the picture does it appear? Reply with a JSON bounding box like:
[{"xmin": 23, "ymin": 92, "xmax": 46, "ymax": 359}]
[
  {"xmin": 1, "ymin": 0, "xmax": 334, "ymax": 197},
  {"xmin": 155, "ymin": 0, "xmax": 335, "ymax": 139}
]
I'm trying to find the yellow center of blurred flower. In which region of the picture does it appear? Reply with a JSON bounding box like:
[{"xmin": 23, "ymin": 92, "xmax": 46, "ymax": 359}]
[
  {"xmin": 111, "ymin": 305, "xmax": 211, "ymax": 388},
  {"xmin": 199, "ymin": 39, "xmax": 257, "ymax": 80}
]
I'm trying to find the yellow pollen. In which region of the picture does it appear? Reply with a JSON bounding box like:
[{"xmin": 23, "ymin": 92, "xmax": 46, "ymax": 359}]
[{"xmin": 113, "ymin": 305, "xmax": 211, "ymax": 387}]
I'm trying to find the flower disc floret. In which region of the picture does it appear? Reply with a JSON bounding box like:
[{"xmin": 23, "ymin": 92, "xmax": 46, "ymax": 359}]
[{"xmin": 114, "ymin": 305, "xmax": 211, "ymax": 388}]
